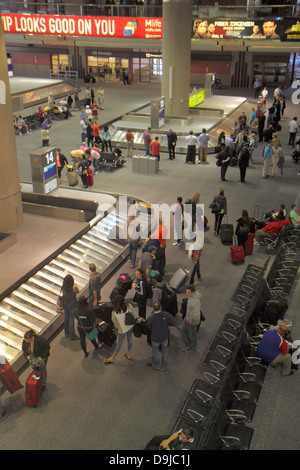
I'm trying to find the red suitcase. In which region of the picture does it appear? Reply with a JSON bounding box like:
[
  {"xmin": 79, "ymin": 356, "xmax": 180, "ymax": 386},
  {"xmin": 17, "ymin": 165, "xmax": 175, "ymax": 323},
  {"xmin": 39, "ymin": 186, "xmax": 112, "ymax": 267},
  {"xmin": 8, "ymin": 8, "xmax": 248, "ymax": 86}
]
[
  {"xmin": 26, "ymin": 371, "xmax": 43, "ymax": 407},
  {"xmin": 230, "ymin": 246, "xmax": 245, "ymax": 264},
  {"xmin": 87, "ymin": 167, "xmax": 94, "ymax": 186},
  {"xmin": 244, "ymin": 232, "xmax": 254, "ymax": 256},
  {"xmin": 0, "ymin": 361, "xmax": 23, "ymax": 394}
]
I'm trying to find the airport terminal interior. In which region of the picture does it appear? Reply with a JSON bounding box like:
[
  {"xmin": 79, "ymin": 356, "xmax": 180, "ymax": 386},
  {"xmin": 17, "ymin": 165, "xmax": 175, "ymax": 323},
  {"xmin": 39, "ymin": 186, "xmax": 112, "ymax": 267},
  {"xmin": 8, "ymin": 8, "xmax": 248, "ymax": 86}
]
[{"xmin": 0, "ymin": 0, "xmax": 300, "ymax": 452}]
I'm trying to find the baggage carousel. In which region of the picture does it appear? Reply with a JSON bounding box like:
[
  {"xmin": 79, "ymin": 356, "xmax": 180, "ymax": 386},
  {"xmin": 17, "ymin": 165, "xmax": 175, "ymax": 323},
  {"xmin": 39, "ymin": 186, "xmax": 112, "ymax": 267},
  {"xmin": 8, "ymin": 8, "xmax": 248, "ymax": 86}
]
[{"xmin": 0, "ymin": 189, "xmax": 150, "ymax": 373}]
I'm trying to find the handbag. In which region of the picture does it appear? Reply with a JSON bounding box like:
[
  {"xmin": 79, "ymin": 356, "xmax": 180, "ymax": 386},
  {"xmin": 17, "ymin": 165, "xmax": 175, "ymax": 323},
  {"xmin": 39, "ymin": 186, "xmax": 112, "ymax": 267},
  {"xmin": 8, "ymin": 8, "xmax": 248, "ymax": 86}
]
[
  {"xmin": 125, "ymin": 311, "xmax": 136, "ymax": 326},
  {"xmin": 56, "ymin": 293, "xmax": 64, "ymax": 313},
  {"xmin": 86, "ymin": 326, "xmax": 99, "ymax": 341}
]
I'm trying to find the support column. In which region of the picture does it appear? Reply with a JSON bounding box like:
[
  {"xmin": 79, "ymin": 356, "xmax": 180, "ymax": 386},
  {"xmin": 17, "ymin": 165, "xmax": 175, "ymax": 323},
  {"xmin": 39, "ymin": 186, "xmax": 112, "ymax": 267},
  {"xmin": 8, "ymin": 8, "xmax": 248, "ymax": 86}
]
[
  {"xmin": 161, "ymin": 0, "xmax": 193, "ymax": 116},
  {"xmin": 0, "ymin": 14, "xmax": 23, "ymax": 231}
]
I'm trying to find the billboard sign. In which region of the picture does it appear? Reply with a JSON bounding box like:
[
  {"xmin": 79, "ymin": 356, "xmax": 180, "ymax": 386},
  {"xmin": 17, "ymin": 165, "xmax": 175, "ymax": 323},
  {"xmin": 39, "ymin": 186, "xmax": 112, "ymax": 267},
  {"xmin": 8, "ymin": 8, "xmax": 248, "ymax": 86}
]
[
  {"xmin": 192, "ymin": 18, "xmax": 283, "ymax": 40},
  {"xmin": 1, "ymin": 13, "xmax": 162, "ymax": 39}
]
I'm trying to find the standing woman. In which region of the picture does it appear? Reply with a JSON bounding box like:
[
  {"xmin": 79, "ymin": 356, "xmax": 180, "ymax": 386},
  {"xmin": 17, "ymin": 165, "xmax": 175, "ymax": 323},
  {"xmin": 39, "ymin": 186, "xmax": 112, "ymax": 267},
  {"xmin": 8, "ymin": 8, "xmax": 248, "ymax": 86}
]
[
  {"xmin": 126, "ymin": 129, "xmax": 135, "ymax": 158},
  {"xmin": 272, "ymin": 142, "xmax": 282, "ymax": 177},
  {"xmin": 61, "ymin": 274, "xmax": 79, "ymax": 340},
  {"xmin": 78, "ymin": 153, "xmax": 90, "ymax": 189},
  {"xmin": 103, "ymin": 294, "xmax": 139, "ymax": 364},
  {"xmin": 76, "ymin": 296, "xmax": 103, "ymax": 358},
  {"xmin": 97, "ymin": 86, "xmax": 105, "ymax": 109},
  {"xmin": 235, "ymin": 209, "xmax": 255, "ymax": 250},
  {"xmin": 22, "ymin": 329, "xmax": 50, "ymax": 391}
]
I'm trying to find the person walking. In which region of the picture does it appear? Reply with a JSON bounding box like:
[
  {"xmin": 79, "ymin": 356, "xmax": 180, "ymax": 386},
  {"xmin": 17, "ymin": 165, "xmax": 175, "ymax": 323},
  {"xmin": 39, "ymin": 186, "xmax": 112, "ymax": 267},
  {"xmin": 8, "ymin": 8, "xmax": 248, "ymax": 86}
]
[
  {"xmin": 198, "ymin": 128, "xmax": 210, "ymax": 163},
  {"xmin": 147, "ymin": 302, "xmax": 176, "ymax": 371},
  {"xmin": 209, "ymin": 188, "xmax": 227, "ymax": 236},
  {"xmin": 288, "ymin": 117, "xmax": 298, "ymax": 147},
  {"xmin": 22, "ymin": 329, "xmax": 50, "ymax": 391},
  {"xmin": 61, "ymin": 274, "xmax": 79, "ymax": 340},
  {"xmin": 181, "ymin": 285, "xmax": 201, "ymax": 353},
  {"xmin": 103, "ymin": 295, "xmax": 139, "ymax": 364},
  {"xmin": 172, "ymin": 196, "xmax": 184, "ymax": 246},
  {"xmin": 262, "ymin": 141, "xmax": 273, "ymax": 178},
  {"xmin": 76, "ymin": 296, "xmax": 103, "ymax": 358}
]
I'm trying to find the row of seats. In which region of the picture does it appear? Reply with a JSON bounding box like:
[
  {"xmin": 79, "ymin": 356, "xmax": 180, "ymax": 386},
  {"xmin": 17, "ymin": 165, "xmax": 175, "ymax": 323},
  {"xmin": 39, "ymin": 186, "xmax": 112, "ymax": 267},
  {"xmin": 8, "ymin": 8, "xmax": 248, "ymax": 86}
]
[{"xmin": 170, "ymin": 236, "xmax": 300, "ymax": 450}]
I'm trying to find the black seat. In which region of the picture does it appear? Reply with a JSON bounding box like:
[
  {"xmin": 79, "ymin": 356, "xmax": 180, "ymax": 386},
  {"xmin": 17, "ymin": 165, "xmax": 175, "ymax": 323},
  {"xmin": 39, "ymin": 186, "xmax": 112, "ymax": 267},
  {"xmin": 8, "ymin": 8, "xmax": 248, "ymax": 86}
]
[
  {"xmin": 179, "ymin": 397, "xmax": 213, "ymax": 424},
  {"xmin": 188, "ymin": 376, "xmax": 220, "ymax": 405}
]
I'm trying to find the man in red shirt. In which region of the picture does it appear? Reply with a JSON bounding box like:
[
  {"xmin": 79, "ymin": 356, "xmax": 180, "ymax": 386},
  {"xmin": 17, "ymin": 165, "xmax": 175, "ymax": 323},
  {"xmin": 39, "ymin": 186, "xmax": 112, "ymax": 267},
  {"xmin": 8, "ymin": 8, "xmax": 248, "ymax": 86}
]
[
  {"xmin": 93, "ymin": 120, "xmax": 101, "ymax": 146},
  {"xmin": 150, "ymin": 136, "xmax": 161, "ymax": 162},
  {"xmin": 150, "ymin": 217, "xmax": 168, "ymax": 275},
  {"xmin": 255, "ymin": 216, "xmax": 290, "ymax": 244}
]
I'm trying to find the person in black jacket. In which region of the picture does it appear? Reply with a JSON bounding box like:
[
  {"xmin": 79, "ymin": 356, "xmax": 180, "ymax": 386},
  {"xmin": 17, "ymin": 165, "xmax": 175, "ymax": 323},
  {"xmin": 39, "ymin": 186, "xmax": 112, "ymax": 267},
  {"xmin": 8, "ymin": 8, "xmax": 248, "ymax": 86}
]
[
  {"xmin": 238, "ymin": 145, "xmax": 250, "ymax": 182},
  {"xmin": 76, "ymin": 296, "xmax": 104, "ymax": 358},
  {"xmin": 132, "ymin": 268, "xmax": 148, "ymax": 319},
  {"xmin": 235, "ymin": 209, "xmax": 255, "ymax": 249},
  {"xmin": 22, "ymin": 329, "xmax": 50, "ymax": 391},
  {"xmin": 56, "ymin": 148, "xmax": 68, "ymax": 185},
  {"xmin": 209, "ymin": 188, "xmax": 227, "ymax": 236}
]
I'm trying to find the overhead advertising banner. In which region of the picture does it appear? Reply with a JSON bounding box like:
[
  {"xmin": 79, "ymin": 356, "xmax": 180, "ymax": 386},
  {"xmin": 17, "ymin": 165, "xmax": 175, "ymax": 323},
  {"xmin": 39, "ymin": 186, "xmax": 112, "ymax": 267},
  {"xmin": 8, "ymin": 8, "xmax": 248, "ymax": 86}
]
[
  {"xmin": 282, "ymin": 18, "xmax": 300, "ymax": 41},
  {"xmin": 192, "ymin": 18, "xmax": 283, "ymax": 40},
  {"xmin": 1, "ymin": 13, "xmax": 162, "ymax": 39}
]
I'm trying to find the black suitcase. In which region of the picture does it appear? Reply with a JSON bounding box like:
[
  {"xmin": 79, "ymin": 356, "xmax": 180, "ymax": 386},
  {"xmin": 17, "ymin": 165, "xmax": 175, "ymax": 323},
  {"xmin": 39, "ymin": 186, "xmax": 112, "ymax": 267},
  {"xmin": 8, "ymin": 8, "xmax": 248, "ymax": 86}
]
[
  {"xmin": 220, "ymin": 218, "xmax": 234, "ymax": 244},
  {"xmin": 169, "ymin": 268, "xmax": 188, "ymax": 292},
  {"xmin": 94, "ymin": 303, "xmax": 113, "ymax": 326},
  {"xmin": 98, "ymin": 321, "xmax": 116, "ymax": 346}
]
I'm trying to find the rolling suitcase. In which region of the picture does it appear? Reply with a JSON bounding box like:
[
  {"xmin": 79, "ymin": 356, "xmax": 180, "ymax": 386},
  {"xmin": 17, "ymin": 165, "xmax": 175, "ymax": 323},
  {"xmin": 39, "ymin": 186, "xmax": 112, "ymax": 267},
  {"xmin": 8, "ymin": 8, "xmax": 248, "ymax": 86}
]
[
  {"xmin": 86, "ymin": 167, "xmax": 94, "ymax": 186},
  {"xmin": 98, "ymin": 321, "xmax": 117, "ymax": 346},
  {"xmin": 230, "ymin": 246, "xmax": 245, "ymax": 264},
  {"xmin": 94, "ymin": 302, "xmax": 113, "ymax": 326},
  {"xmin": 67, "ymin": 168, "xmax": 78, "ymax": 186},
  {"xmin": 169, "ymin": 268, "xmax": 188, "ymax": 292},
  {"xmin": 220, "ymin": 217, "xmax": 234, "ymax": 244},
  {"xmin": 26, "ymin": 371, "xmax": 43, "ymax": 407},
  {"xmin": 0, "ymin": 360, "xmax": 23, "ymax": 394},
  {"xmin": 244, "ymin": 232, "xmax": 254, "ymax": 256}
]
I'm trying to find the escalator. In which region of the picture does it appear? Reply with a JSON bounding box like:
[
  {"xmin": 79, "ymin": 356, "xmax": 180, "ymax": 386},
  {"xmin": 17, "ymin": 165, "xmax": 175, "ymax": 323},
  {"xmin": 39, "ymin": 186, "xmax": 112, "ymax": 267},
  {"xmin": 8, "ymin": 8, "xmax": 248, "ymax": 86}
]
[{"xmin": 0, "ymin": 207, "xmax": 148, "ymax": 370}]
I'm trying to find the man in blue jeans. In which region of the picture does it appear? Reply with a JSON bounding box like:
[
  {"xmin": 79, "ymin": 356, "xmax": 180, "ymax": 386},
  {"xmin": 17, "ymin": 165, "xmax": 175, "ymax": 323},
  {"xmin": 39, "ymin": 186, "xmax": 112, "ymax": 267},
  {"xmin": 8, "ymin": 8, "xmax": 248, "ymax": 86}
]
[
  {"xmin": 147, "ymin": 302, "xmax": 176, "ymax": 371},
  {"xmin": 181, "ymin": 285, "xmax": 201, "ymax": 353}
]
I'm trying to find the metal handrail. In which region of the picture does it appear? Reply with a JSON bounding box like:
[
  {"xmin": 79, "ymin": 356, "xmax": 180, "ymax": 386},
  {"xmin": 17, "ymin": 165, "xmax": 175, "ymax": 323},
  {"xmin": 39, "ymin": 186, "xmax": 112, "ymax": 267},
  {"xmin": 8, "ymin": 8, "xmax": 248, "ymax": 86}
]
[{"xmin": 0, "ymin": 1, "xmax": 299, "ymax": 19}]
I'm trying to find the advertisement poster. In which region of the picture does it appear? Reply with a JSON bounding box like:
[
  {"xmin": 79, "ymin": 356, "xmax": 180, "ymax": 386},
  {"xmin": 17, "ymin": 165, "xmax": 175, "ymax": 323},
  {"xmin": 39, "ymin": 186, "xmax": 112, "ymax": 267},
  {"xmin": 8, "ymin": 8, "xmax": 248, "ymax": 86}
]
[
  {"xmin": 282, "ymin": 18, "xmax": 300, "ymax": 41},
  {"xmin": 1, "ymin": 13, "xmax": 162, "ymax": 39},
  {"xmin": 192, "ymin": 18, "xmax": 283, "ymax": 40}
]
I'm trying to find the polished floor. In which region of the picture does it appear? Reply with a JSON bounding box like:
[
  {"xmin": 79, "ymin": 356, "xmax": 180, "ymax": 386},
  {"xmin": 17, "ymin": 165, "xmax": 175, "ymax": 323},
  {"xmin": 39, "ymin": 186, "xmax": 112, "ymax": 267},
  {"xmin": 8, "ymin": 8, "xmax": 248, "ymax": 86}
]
[{"xmin": 1, "ymin": 79, "xmax": 300, "ymax": 451}]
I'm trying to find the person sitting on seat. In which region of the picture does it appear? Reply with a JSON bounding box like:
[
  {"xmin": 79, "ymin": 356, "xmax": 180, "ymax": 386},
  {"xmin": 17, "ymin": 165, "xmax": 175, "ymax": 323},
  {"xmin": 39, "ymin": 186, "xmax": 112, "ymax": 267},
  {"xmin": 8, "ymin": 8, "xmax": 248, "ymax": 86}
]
[
  {"xmin": 257, "ymin": 320, "xmax": 294, "ymax": 376},
  {"xmin": 289, "ymin": 204, "xmax": 300, "ymax": 228},
  {"xmin": 144, "ymin": 427, "xmax": 195, "ymax": 450},
  {"xmin": 254, "ymin": 215, "xmax": 290, "ymax": 245}
]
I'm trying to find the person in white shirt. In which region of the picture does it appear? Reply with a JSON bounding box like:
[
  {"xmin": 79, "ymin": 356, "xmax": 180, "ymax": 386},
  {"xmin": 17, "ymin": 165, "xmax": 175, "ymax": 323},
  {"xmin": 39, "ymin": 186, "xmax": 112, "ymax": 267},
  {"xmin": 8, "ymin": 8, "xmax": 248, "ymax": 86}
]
[
  {"xmin": 272, "ymin": 142, "xmax": 282, "ymax": 177},
  {"xmin": 186, "ymin": 131, "xmax": 198, "ymax": 164},
  {"xmin": 288, "ymin": 117, "xmax": 298, "ymax": 147},
  {"xmin": 262, "ymin": 86, "xmax": 268, "ymax": 103},
  {"xmin": 198, "ymin": 128, "xmax": 210, "ymax": 164}
]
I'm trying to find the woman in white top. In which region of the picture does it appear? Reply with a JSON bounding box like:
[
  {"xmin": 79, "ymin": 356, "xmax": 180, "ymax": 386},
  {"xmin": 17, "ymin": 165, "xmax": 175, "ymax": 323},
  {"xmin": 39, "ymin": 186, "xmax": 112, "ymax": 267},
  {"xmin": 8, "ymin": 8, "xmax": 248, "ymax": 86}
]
[
  {"xmin": 103, "ymin": 294, "xmax": 139, "ymax": 364},
  {"xmin": 272, "ymin": 142, "xmax": 282, "ymax": 177}
]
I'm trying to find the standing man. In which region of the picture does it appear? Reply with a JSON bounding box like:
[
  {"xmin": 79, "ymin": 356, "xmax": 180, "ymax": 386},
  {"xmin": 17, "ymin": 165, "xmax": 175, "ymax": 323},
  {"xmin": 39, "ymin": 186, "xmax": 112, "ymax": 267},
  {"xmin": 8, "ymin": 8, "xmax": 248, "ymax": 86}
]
[
  {"xmin": 139, "ymin": 245, "xmax": 157, "ymax": 282},
  {"xmin": 132, "ymin": 268, "xmax": 147, "ymax": 319},
  {"xmin": 253, "ymin": 78, "xmax": 262, "ymax": 99},
  {"xmin": 126, "ymin": 212, "xmax": 140, "ymax": 268},
  {"xmin": 88, "ymin": 263, "xmax": 101, "ymax": 308},
  {"xmin": 167, "ymin": 128, "xmax": 177, "ymax": 160},
  {"xmin": 238, "ymin": 144, "xmax": 250, "ymax": 182},
  {"xmin": 143, "ymin": 127, "xmax": 152, "ymax": 156},
  {"xmin": 80, "ymin": 117, "xmax": 87, "ymax": 144},
  {"xmin": 150, "ymin": 217, "xmax": 168, "ymax": 276},
  {"xmin": 150, "ymin": 136, "xmax": 161, "ymax": 163},
  {"xmin": 125, "ymin": 129, "xmax": 134, "ymax": 158},
  {"xmin": 186, "ymin": 130, "xmax": 198, "ymax": 164},
  {"xmin": 262, "ymin": 140, "xmax": 273, "ymax": 178},
  {"xmin": 181, "ymin": 285, "xmax": 202, "ymax": 353},
  {"xmin": 147, "ymin": 302, "xmax": 176, "ymax": 371},
  {"xmin": 93, "ymin": 120, "xmax": 101, "ymax": 146},
  {"xmin": 56, "ymin": 148, "xmax": 68, "ymax": 185},
  {"xmin": 288, "ymin": 117, "xmax": 298, "ymax": 147},
  {"xmin": 198, "ymin": 128, "xmax": 210, "ymax": 163}
]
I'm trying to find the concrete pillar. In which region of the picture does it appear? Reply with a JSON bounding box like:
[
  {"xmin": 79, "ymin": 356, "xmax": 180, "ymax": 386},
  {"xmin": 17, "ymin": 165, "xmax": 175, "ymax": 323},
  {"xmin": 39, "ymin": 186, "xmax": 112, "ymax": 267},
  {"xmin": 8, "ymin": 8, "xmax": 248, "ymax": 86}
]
[
  {"xmin": 0, "ymin": 14, "xmax": 23, "ymax": 231},
  {"xmin": 161, "ymin": 0, "xmax": 193, "ymax": 116}
]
